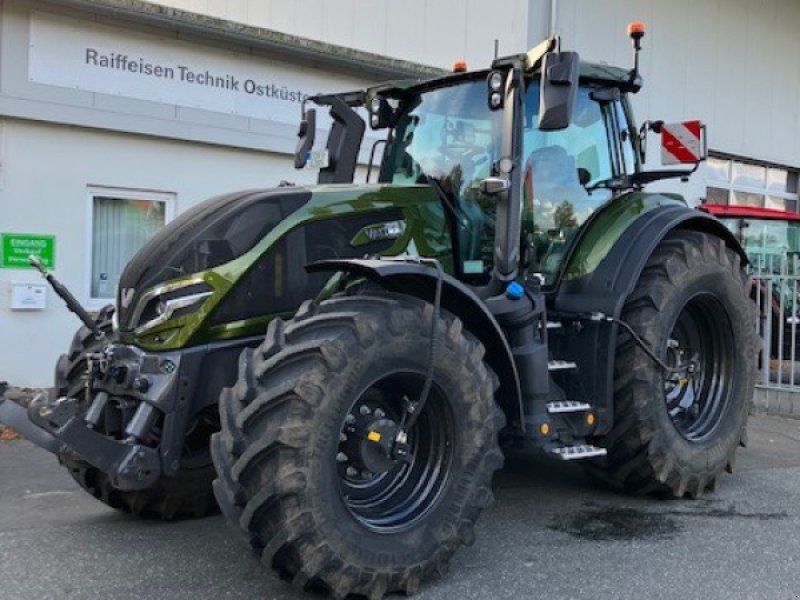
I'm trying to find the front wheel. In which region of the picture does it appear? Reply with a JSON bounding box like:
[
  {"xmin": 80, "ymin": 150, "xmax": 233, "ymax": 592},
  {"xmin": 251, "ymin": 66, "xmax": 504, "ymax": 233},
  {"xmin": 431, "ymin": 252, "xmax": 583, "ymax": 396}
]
[
  {"xmin": 585, "ymin": 231, "xmax": 757, "ymax": 498},
  {"xmin": 211, "ymin": 292, "xmax": 505, "ymax": 599}
]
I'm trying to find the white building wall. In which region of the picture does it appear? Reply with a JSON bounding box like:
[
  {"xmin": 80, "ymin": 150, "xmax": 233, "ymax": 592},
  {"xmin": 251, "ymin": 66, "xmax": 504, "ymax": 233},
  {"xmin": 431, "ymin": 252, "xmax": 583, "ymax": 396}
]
[
  {"xmin": 159, "ymin": 0, "xmax": 531, "ymax": 71},
  {"xmin": 548, "ymin": 0, "xmax": 800, "ymax": 171},
  {"xmin": 0, "ymin": 119, "xmax": 313, "ymax": 386}
]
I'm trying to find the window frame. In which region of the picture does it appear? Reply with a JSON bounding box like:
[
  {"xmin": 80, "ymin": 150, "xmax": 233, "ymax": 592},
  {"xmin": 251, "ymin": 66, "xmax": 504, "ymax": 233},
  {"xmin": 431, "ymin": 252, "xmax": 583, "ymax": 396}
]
[
  {"xmin": 705, "ymin": 154, "xmax": 799, "ymax": 212},
  {"xmin": 85, "ymin": 185, "xmax": 175, "ymax": 310}
]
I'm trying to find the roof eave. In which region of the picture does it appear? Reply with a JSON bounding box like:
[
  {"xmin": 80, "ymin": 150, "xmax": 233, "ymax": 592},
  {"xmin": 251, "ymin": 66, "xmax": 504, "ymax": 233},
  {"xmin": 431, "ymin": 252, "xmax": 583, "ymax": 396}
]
[{"xmin": 36, "ymin": 0, "xmax": 448, "ymax": 80}]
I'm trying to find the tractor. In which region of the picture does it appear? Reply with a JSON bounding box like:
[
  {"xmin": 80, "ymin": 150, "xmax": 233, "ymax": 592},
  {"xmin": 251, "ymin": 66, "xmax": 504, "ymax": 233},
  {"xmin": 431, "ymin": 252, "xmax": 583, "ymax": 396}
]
[{"xmin": 0, "ymin": 24, "xmax": 756, "ymax": 599}]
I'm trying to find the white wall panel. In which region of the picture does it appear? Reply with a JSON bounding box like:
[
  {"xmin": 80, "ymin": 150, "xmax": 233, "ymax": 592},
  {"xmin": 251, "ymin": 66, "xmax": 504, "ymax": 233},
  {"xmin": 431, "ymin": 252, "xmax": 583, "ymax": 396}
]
[
  {"xmin": 770, "ymin": 0, "xmax": 800, "ymax": 166},
  {"xmin": 551, "ymin": 0, "xmax": 800, "ymax": 169},
  {"xmin": 155, "ymin": 0, "xmax": 529, "ymax": 71},
  {"xmin": 385, "ymin": 2, "xmax": 426, "ymax": 65}
]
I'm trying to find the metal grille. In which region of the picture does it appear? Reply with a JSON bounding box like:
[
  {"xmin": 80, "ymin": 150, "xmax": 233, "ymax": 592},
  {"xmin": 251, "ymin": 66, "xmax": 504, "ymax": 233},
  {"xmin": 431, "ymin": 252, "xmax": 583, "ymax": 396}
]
[{"xmin": 751, "ymin": 252, "xmax": 800, "ymax": 392}]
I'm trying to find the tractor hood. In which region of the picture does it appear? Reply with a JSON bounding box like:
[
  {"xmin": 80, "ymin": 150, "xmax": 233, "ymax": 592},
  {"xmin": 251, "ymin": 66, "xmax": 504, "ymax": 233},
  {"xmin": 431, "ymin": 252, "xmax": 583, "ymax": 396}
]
[
  {"xmin": 116, "ymin": 183, "xmax": 447, "ymax": 347},
  {"xmin": 116, "ymin": 186, "xmax": 313, "ymax": 332}
]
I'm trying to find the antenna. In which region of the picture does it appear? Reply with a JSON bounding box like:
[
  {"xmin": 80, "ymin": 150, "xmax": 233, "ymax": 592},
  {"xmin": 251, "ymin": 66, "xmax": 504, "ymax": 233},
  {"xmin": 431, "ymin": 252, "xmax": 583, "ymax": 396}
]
[{"xmin": 494, "ymin": 39, "xmax": 499, "ymax": 59}]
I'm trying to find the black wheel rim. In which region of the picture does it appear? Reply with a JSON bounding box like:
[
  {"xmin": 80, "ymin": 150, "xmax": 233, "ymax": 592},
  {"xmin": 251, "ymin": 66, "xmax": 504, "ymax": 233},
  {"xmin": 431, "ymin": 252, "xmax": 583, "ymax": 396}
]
[
  {"xmin": 663, "ymin": 293, "xmax": 735, "ymax": 442},
  {"xmin": 336, "ymin": 371, "xmax": 453, "ymax": 533}
]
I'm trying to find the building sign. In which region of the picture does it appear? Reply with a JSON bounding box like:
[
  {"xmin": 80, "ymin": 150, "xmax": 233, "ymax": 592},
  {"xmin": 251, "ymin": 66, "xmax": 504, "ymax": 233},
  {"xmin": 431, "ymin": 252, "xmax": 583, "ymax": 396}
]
[
  {"xmin": 28, "ymin": 12, "xmax": 367, "ymax": 125},
  {"xmin": 0, "ymin": 233, "xmax": 55, "ymax": 269}
]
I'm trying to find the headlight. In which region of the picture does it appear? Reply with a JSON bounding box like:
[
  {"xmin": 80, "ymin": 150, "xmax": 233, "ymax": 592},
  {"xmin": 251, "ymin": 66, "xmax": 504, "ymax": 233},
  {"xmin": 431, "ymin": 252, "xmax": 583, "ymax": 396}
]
[{"xmin": 130, "ymin": 279, "xmax": 213, "ymax": 335}]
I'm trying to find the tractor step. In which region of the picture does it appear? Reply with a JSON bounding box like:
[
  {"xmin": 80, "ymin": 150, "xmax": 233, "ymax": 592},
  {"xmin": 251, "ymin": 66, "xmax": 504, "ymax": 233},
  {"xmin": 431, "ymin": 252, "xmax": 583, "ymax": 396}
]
[
  {"xmin": 546, "ymin": 400, "xmax": 593, "ymax": 414},
  {"xmin": 548, "ymin": 444, "xmax": 607, "ymax": 460},
  {"xmin": 546, "ymin": 321, "xmax": 562, "ymax": 329},
  {"xmin": 547, "ymin": 360, "xmax": 577, "ymax": 371}
]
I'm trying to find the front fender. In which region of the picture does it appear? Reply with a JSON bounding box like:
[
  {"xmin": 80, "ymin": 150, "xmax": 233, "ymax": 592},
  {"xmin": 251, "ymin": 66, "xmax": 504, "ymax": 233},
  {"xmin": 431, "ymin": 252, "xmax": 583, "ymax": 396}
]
[{"xmin": 307, "ymin": 258, "xmax": 524, "ymax": 432}]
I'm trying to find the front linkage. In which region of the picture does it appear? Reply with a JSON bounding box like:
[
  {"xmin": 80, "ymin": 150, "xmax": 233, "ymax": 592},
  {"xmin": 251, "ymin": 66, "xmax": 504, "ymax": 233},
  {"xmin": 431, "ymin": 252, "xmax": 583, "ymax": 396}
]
[{"xmin": 3, "ymin": 338, "xmax": 184, "ymax": 490}]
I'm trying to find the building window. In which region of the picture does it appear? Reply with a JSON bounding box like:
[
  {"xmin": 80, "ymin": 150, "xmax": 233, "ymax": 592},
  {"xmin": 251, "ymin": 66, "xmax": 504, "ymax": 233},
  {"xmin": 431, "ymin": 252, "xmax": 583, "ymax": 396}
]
[
  {"xmin": 88, "ymin": 187, "xmax": 174, "ymax": 306},
  {"xmin": 706, "ymin": 155, "xmax": 799, "ymax": 212}
]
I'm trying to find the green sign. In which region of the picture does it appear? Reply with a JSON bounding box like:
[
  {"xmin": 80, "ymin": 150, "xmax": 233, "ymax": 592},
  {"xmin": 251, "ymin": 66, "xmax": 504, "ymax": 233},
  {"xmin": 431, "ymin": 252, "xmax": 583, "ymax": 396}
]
[{"xmin": 0, "ymin": 233, "xmax": 55, "ymax": 269}]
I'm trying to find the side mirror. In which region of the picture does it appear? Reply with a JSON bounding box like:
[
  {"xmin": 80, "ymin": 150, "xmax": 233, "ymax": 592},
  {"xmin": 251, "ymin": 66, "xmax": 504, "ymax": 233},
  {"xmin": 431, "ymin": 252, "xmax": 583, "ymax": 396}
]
[
  {"xmin": 659, "ymin": 120, "xmax": 707, "ymax": 165},
  {"xmin": 538, "ymin": 51, "xmax": 580, "ymax": 131},
  {"xmin": 294, "ymin": 107, "xmax": 316, "ymax": 169}
]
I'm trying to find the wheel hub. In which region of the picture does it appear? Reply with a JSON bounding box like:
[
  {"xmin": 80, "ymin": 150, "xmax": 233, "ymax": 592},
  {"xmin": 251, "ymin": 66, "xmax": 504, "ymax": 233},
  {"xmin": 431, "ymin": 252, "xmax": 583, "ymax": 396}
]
[
  {"xmin": 664, "ymin": 339, "xmax": 700, "ymax": 417},
  {"xmin": 335, "ymin": 372, "xmax": 453, "ymax": 533},
  {"xmin": 338, "ymin": 398, "xmax": 403, "ymax": 480},
  {"xmin": 359, "ymin": 418, "xmax": 399, "ymax": 473}
]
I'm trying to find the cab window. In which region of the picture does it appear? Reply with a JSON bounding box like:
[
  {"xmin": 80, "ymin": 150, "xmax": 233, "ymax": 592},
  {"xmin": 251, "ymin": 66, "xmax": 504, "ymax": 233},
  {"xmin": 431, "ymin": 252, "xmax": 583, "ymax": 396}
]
[{"xmin": 522, "ymin": 84, "xmax": 614, "ymax": 283}]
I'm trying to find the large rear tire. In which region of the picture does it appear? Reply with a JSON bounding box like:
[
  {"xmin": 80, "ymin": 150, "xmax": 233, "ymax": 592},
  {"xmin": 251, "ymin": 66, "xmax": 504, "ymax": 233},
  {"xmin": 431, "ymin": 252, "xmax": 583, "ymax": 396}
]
[
  {"xmin": 585, "ymin": 231, "xmax": 757, "ymax": 497},
  {"xmin": 56, "ymin": 305, "xmax": 218, "ymax": 520},
  {"xmin": 211, "ymin": 292, "xmax": 505, "ymax": 599}
]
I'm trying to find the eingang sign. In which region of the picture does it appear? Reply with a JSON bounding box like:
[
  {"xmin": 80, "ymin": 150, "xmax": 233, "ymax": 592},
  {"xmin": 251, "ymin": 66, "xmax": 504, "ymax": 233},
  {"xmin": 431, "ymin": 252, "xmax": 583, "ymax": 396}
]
[
  {"xmin": 28, "ymin": 12, "xmax": 367, "ymax": 124},
  {"xmin": 0, "ymin": 233, "xmax": 55, "ymax": 269}
]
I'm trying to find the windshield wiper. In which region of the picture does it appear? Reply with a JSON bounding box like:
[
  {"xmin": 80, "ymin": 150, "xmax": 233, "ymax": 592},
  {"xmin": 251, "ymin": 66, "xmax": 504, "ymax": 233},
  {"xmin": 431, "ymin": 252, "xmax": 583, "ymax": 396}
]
[{"xmin": 424, "ymin": 175, "xmax": 471, "ymax": 230}]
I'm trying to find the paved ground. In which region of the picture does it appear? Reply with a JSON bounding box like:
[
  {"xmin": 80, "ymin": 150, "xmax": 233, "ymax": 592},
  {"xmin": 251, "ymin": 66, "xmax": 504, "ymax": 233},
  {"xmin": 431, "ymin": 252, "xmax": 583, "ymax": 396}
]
[{"xmin": 2, "ymin": 415, "xmax": 800, "ymax": 600}]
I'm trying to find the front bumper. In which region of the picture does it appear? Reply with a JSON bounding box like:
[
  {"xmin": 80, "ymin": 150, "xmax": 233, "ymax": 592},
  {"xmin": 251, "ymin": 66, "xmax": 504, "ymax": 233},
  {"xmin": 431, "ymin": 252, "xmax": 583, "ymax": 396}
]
[
  {"xmin": 0, "ymin": 391, "xmax": 162, "ymax": 490},
  {"xmin": 0, "ymin": 343, "xmax": 185, "ymax": 491},
  {"xmin": 0, "ymin": 336, "xmax": 260, "ymax": 492}
]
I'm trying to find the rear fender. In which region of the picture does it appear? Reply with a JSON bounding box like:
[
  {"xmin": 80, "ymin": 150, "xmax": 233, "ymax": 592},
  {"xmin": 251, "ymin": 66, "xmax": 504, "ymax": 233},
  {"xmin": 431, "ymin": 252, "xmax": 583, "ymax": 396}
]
[
  {"xmin": 307, "ymin": 258, "xmax": 525, "ymax": 432},
  {"xmin": 553, "ymin": 202, "xmax": 748, "ymax": 435}
]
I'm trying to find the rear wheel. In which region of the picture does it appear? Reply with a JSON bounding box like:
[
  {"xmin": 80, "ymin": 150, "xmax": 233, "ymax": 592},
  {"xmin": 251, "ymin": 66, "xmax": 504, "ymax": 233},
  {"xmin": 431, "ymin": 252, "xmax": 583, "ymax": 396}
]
[
  {"xmin": 211, "ymin": 292, "xmax": 505, "ymax": 599},
  {"xmin": 56, "ymin": 305, "xmax": 218, "ymax": 520},
  {"xmin": 585, "ymin": 231, "xmax": 757, "ymax": 497}
]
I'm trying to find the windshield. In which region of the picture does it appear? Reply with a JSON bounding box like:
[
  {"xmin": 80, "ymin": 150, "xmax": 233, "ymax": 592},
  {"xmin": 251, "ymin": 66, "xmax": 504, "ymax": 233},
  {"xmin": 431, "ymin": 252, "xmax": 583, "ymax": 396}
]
[
  {"xmin": 382, "ymin": 77, "xmax": 502, "ymax": 278},
  {"xmin": 382, "ymin": 76, "xmax": 617, "ymax": 282},
  {"xmin": 523, "ymin": 85, "xmax": 614, "ymax": 283}
]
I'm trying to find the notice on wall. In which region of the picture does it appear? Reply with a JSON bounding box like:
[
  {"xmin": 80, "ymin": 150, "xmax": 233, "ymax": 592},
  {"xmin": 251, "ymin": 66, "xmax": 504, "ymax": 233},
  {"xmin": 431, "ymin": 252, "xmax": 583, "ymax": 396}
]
[
  {"xmin": 0, "ymin": 233, "xmax": 55, "ymax": 269},
  {"xmin": 28, "ymin": 12, "xmax": 368, "ymax": 125}
]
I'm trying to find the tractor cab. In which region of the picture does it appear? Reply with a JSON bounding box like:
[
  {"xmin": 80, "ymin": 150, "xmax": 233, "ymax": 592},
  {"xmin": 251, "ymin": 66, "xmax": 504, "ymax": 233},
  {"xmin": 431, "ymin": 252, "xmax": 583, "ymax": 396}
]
[
  {"xmin": 376, "ymin": 64, "xmax": 637, "ymax": 286},
  {"xmin": 296, "ymin": 26, "xmax": 707, "ymax": 294}
]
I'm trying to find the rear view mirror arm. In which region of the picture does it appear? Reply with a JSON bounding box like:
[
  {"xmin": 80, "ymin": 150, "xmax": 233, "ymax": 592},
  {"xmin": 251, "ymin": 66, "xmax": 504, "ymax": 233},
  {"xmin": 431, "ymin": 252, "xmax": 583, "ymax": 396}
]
[{"xmin": 587, "ymin": 166, "xmax": 700, "ymax": 193}]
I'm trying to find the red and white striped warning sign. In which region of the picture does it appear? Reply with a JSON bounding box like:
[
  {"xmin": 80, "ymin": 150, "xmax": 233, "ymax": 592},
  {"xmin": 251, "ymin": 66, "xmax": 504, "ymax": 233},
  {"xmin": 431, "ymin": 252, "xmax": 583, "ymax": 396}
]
[{"xmin": 661, "ymin": 120, "xmax": 703, "ymax": 165}]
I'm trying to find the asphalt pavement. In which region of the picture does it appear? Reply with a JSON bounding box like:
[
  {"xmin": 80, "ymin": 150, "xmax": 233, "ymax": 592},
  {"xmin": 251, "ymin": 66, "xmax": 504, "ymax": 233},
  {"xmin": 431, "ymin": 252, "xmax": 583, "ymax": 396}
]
[{"xmin": 2, "ymin": 415, "xmax": 800, "ymax": 600}]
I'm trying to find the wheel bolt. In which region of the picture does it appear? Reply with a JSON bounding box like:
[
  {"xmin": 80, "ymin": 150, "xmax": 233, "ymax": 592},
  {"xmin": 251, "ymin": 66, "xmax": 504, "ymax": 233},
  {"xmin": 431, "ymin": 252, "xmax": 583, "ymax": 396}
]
[
  {"xmin": 346, "ymin": 466, "xmax": 359, "ymax": 478},
  {"xmin": 359, "ymin": 405, "xmax": 371, "ymax": 416},
  {"xmin": 345, "ymin": 414, "xmax": 356, "ymax": 425},
  {"xmin": 374, "ymin": 408, "xmax": 385, "ymax": 418},
  {"xmin": 362, "ymin": 470, "xmax": 373, "ymax": 479},
  {"xmin": 339, "ymin": 432, "xmax": 347, "ymax": 442},
  {"xmin": 336, "ymin": 452, "xmax": 348, "ymax": 463}
]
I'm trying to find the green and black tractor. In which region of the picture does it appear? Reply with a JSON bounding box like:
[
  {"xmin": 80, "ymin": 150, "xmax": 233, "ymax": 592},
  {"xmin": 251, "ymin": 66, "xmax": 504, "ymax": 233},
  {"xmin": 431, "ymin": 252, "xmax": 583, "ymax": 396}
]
[{"xmin": 0, "ymin": 25, "xmax": 756, "ymax": 598}]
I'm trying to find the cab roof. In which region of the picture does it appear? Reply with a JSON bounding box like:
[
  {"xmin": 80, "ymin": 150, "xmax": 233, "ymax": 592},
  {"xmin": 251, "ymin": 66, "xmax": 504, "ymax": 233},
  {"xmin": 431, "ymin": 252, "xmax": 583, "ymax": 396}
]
[{"xmin": 371, "ymin": 61, "xmax": 638, "ymax": 99}]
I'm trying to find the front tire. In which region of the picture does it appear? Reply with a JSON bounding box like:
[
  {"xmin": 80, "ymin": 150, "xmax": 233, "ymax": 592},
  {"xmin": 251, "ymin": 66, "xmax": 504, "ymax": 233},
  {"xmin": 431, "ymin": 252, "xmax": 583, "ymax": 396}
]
[
  {"xmin": 211, "ymin": 292, "xmax": 505, "ymax": 599},
  {"xmin": 586, "ymin": 231, "xmax": 757, "ymax": 497}
]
